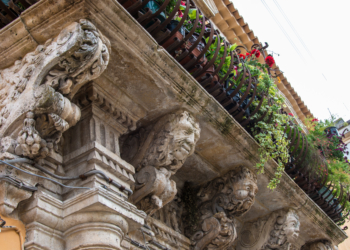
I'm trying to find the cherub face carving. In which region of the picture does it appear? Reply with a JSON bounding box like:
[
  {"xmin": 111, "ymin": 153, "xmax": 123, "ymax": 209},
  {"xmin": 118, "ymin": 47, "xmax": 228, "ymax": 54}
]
[{"xmin": 225, "ymin": 166, "xmax": 258, "ymax": 217}]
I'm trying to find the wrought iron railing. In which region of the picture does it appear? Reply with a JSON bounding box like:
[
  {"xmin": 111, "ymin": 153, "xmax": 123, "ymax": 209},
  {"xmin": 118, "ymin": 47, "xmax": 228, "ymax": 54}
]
[{"xmin": 0, "ymin": 0, "xmax": 37, "ymax": 28}]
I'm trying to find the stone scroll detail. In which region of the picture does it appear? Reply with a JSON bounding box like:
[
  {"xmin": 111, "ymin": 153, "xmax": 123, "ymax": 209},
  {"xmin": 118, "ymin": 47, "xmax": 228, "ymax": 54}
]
[
  {"xmin": 0, "ymin": 19, "xmax": 110, "ymax": 159},
  {"xmin": 189, "ymin": 166, "xmax": 258, "ymax": 250},
  {"xmin": 238, "ymin": 208, "xmax": 300, "ymax": 250},
  {"xmin": 123, "ymin": 110, "xmax": 200, "ymax": 215}
]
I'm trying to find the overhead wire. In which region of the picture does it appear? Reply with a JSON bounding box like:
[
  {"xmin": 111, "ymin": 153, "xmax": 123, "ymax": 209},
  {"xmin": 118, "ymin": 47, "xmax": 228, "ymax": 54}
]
[
  {"xmin": 1, "ymin": 158, "xmax": 133, "ymax": 195},
  {"xmin": 0, "ymin": 160, "xmax": 90, "ymax": 190},
  {"xmin": 272, "ymin": 0, "xmax": 314, "ymax": 59},
  {"xmin": 272, "ymin": 0, "xmax": 328, "ymax": 82},
  {"xmin": 261, "ymin": 0, "xmax": 306, "ymax": 62}
]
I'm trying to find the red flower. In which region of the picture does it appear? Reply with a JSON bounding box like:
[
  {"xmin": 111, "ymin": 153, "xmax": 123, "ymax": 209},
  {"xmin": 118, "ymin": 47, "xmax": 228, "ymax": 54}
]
[
  {"xmin": 239, "ymin": 54, "xmax": 246, "ymax": 59},
  {"xmin": 178, "ymin": 9, "xmax": 183, "ymax": 17},
  {"xmin": 312, "ymin": 118, "xmax": 319, "ymax": 122},
  {"xmin": 265, "ymin": 55, "xmax": 275, "ymax": 67},
  {"xmin": 246, "ymin": 52, "xmax": 251, "ymax": 57},
  {"xmin": 233, "ymin": 66, "xmax": 238, "ymax": 75},
  {"xmin": 181, "ymin": 0, "xmax": 186, "ymax": 4},
  {"xmin": 251, "ymin": 49, "xmax": 261, "ymax": 58},
  {"xmin": 288, "ymin": 113, "xmax": 294, "ymax": 117}
]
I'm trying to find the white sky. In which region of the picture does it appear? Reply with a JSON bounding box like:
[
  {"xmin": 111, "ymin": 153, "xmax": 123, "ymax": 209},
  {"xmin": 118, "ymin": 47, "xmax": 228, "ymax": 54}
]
[{"xmin": 232, "ymin": 0, "xmax": 350, "ymax": 122}]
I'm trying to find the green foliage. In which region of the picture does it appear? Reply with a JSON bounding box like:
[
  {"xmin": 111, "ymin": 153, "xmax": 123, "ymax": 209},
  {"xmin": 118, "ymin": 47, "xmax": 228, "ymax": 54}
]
[
  {"xmin": 235, "ymin": 56, "xmax": 293, "ymax": 189},
  {"xmin": 254, "ymin": 112, "xmax": 292, "ymax": 189},
  {"xmin": 156, "ymin": 0, "xmax": 179, "ymax": 14},
  {"xmin": 303, "ymin": 116, "xmax": 350, "ymax": 218},
  {"xmin": 204, "ymin": 38, "xmax": 237, "ymax": 78}
]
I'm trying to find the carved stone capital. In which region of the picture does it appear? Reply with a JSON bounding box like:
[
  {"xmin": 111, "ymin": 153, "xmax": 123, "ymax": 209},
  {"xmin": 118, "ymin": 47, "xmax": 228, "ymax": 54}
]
[
  {"xmin": 0, "ymin": 19, "xmax": 110, "ymax": 159},
  {"xmin": 123, "ymin": 110, "xmax": 200, "ymax": 215}
]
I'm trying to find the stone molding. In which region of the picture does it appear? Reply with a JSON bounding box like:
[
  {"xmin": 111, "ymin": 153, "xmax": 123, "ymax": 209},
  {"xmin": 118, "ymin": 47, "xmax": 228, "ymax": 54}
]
[
  {"xmin": 63, "ymin": 141, "xmax": 136, "ymax": 187},
  {"xmin": 20, "ymin": 187, "xmax": 146, "ymax": 250},
  {"xmin": 147, "ymin": 216, "xmax": 191, "ymax": 249},
  {"xmin": 75, "ymin": 82, "xmax": 138, "ymax": 133}
]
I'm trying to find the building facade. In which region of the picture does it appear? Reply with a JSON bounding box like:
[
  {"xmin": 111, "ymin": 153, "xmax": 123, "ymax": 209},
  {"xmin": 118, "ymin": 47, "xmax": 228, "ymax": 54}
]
[{"xmin": 0, "ymin": 0, "xmax": 347, "ymax": 249}]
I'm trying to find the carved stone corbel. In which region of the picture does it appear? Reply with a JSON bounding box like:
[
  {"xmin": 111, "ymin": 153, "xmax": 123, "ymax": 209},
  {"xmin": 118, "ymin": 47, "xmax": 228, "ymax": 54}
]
[
  {"xmin": 188, "ymin": 166, "xmax": 258, "ymax": 250},
  {"xmin": 0, "ymin": 19, "xmax": 110, "ymax": 159},
  {"xmin": 122, "ymin": 110, "xmax": 200, "ymax": 215},
  {"xmin": 238, "ymin": 208, "xmax": 300, "ymax": 250}
]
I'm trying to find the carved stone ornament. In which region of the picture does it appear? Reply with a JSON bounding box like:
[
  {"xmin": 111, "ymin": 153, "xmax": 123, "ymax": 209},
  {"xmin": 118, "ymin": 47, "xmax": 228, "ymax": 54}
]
[
  {"xmin": 152, "ymin": 195, "xmax": 184, "ymax": 233},
  {"xmin": 189, "ymin": 166, "xmax": 258, "ymax": 250},
  {"xmin": 238, "ymin": 208, "xmax": 300, "ymax": 250},
  {"xmin": 0, "ymin": 19, "xmax": 110, "ymax": 159},
  {"xmin": 301, "ymin": 240, "xmax": 337, "ymax": 250},
  {"xmin": 125, "ymin": 110, "xmax": 200, "ymax": 215}
]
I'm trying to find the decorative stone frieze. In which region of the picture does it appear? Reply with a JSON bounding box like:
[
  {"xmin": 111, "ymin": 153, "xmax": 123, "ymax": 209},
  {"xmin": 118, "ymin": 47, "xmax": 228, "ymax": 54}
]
[
  {"xmin": 123, "ymin": 110, "xmax": 200, "ymax": 215},
  {"xmin": 238, "ymin": 208, "xmax": 300, "ymax": 250},
  {"xmin": 0, "ymin": 19, "xmax": 110, "ymax": 159},
  {"xmin": 188, "ymin": 166, "xmax": 258, "ymax": 250},
  {"xmin": 74, "ymin": 82, "xmax": 138, "ymax": 133}
]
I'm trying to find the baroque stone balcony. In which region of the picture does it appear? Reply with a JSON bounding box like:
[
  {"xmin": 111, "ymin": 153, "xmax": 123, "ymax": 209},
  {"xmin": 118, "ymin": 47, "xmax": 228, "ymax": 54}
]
[{"xmin": 0, "ymin": 0, "xmax": 347, "ymax": 249}]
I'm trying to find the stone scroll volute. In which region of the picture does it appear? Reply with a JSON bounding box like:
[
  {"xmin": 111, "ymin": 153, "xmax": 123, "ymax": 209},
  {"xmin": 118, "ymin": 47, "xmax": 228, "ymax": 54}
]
[
  {"xmin": 122, "ymin": 110, "xmax": 200, "ymax": 215},
  {"xmin": 0, "ymin": 19, "xmax": 110, "ymax": 159}
]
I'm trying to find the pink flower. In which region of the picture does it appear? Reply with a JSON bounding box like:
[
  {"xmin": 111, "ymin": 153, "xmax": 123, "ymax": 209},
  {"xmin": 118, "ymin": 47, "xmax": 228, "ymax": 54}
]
[
  {"xmin": 181, "ymin": 0, "xmax": 186, "ymax": 4},
  {"xmin": 288, "ymin": 113, "xmax": 294, "ymax": 117},
  {"xmin": 178, "ymin": 10, "xmax": 183, "ymax": 17}
]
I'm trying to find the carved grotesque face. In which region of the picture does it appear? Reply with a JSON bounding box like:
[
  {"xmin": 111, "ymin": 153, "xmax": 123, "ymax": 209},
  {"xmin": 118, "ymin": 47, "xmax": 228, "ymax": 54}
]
[
  {"xmin": 282, "ymin": 212, "xmax": 300, "ymax": 243},
  {"xmin": 169, "ymin": 111, "xmax": 200, "ymax": 172},
  {"xmin": 220, "ymin": 167, "xmax": 258, "ymax": 217}
]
